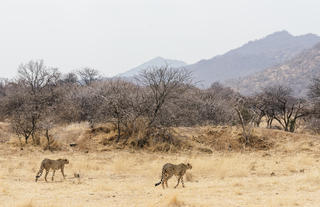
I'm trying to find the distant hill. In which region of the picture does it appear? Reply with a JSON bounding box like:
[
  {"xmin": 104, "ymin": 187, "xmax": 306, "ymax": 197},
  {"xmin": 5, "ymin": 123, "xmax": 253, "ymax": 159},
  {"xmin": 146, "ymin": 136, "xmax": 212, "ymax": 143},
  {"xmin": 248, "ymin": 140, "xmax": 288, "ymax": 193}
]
[
  {"xmin": 186, "ymin": 31, "xmax": 320, "ymax": 86},
  {"xmin": 118, "ymin": 57, "xmax": 187, "ymax": 77},
  {"xmin": 226, "ymin": 43, "xmax": 320, "ymax": 97}
]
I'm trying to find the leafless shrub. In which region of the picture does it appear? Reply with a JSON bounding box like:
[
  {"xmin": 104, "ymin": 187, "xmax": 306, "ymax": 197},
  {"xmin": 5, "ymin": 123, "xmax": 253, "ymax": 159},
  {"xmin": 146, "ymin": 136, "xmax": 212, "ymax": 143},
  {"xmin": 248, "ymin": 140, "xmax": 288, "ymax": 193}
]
[
  {"xmin": 306, "ymin": 117, "xmax": 320, "ymax": 134},
  {"xmin": 137, "ymin": 66, "xmax": 193, "ymax": 128},
  {"xmin": 1, "ymin": 60, "xmax": 61, "ymax": 145},
  {"xmin": 77, "ymin": 67, "xmax": 101, "ymax": 86},
  {"xmin": 260, "ymin": 85, "xmax": 310, "ymax": 132},
  {"xmin": 234, "ymin": 97, "xmax": 258, "ymax": 146}
]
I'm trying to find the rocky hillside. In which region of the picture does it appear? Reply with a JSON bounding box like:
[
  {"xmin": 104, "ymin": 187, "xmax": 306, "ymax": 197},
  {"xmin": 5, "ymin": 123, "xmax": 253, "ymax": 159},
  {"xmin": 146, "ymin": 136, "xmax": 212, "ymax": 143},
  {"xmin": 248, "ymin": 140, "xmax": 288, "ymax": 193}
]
[
  {"xmin": 226, "ymin": 43, "xmax": 320, "ymax": 96},
  {"xmin": 187, "ymin": 31, "xmax": 320, "ymax": 86}
]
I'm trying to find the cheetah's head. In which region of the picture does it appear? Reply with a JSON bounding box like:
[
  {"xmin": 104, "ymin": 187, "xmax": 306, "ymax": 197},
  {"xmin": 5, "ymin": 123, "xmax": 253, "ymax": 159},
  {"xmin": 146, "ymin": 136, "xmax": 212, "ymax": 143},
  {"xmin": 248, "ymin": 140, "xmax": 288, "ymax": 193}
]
[
  {"xmin": 63, "ymin": 159, "xmax": 69, "ymax": 164},
  {"xmin": 186, "ymin": 163, "xmax": 192, "ymax": 169}
]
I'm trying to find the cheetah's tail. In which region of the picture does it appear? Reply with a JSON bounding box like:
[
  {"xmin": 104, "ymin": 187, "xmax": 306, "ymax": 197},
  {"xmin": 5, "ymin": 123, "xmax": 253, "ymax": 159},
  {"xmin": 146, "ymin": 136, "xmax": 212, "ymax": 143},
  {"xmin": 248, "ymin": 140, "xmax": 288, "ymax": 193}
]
[{"xmin": 155, "ymin": 181, "xmax": 161, "ymax": 186}]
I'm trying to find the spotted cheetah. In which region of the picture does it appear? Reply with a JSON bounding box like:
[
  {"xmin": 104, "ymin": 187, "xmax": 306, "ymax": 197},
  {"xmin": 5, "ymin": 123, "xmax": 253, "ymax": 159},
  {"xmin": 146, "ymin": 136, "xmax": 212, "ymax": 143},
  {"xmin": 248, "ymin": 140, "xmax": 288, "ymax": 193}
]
[
  {"xmin": 155, "ymin": 163, "xmax": 192, "ymax": 189},
  {"xmin": 35, "ymin": 158, "xmax": 69, "ymax": 182}
]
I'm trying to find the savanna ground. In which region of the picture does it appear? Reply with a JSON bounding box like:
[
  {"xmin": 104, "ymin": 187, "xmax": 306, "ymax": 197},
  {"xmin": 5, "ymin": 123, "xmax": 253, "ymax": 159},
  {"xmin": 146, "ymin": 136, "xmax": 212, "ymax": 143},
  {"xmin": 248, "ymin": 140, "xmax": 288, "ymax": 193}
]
[{"xmin": 1, "ymin": 122, "xmax": 320, "ymax": 207}]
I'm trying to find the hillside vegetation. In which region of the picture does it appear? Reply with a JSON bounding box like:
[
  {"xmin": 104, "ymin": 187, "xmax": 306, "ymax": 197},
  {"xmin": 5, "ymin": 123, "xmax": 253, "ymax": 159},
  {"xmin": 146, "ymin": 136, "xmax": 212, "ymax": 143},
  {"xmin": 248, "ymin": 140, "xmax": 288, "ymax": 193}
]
[{"xmin": 1, "ymin": 121, "xmax": 319, "ymax": 154}]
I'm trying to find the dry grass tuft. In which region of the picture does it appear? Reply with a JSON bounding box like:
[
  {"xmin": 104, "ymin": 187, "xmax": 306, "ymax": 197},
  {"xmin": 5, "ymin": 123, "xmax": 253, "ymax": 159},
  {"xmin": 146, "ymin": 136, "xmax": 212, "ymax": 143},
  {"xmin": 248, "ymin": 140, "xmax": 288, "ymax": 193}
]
[
  {"xmin": 16, "ymin": 200, "xmax": 34, "ymax": 207},
  {"xmin": 167, "ymin": 195, "xmax": 185, "ymax": 207}
]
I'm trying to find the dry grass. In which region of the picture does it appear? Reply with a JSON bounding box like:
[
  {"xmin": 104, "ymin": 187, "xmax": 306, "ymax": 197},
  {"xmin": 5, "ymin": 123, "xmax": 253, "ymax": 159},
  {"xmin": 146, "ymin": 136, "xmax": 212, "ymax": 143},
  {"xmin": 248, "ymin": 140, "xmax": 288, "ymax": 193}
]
[
  {"xmin": 1, "ymin": 122, "xmax": 320, "ymax": 206},
  {"xmin": 1, "ymin": 148, "xmax": 320, "ymax": 207}
]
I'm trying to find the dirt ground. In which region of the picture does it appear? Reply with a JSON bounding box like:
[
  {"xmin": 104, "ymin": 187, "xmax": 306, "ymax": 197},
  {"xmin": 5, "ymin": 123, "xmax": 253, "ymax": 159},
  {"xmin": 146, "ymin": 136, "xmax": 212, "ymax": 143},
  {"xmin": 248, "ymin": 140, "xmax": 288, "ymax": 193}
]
[{"xmin": 1, "ymin": 146, "xmax": 320, "ymax": 207}]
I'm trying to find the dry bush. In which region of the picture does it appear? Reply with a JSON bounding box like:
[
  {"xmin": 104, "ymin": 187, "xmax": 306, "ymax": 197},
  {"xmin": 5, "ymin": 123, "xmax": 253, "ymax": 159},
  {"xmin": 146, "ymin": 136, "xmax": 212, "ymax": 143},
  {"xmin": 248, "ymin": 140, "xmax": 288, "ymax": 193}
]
[
  {"xmin": 238, "ymin": 134, "xmax": 273, "ymax": 150},
  {"xmin": 129, "ymin": 127, "xmax": 191, "ymax": 152},
  {"xmin": 40, "ymin": 136, "xmax": 62, "ymax": 151},
  {"xmin": 0, "ymin": 122, "xmax": 12, "ymax": 143},
  {"xmin": 192, "ymin": 126, "xmax": 274, "ymax": 152},
  {"xmin": 100, "ymin": 119, "xmax": 192, "ymax": 152},
  {"xmin": 306, "ymin": 118, "xmax": 320, "ymax": 134},
  {"xmin": 90, "ymin": 126, "xmax": 110, "ymax": 134}
]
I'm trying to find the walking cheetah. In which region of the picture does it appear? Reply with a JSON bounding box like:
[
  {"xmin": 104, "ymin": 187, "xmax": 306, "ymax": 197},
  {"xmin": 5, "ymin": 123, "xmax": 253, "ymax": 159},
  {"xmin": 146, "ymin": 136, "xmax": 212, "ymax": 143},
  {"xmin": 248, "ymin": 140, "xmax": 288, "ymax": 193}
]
[
  {"xmin": 155, "ymin": 163, "xmax": 192, "ymax": 189},
  {"xmin": 35, "ymin": 158, "xmax": 69, "ymax": 182}
]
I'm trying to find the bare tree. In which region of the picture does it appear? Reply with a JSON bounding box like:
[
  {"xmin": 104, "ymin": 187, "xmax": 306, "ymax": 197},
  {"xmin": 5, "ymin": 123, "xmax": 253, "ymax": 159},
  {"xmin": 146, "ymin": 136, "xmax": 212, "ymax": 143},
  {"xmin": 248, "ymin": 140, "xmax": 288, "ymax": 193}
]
[
  {"xmin": 234, "ymin": 96, "xmax": 259, "ymax": 146},
  {"xmin": 93, "ymin": 79, "xmax": 144, "ymax": 142},
  {"xmin": 137, "ymin": 66, "xmax": 193, "ymax": 128},
  {"xmin": 39, "ymin": 108, "xmax": 58, "ymax": 151},
  {"xmin": 305, "ymin": 77, "xmax": 320, "ymax": 134},
  {"xmin": 61, "ymin": 72, "xmax": 79, "ymax": 85},
  {"xmin": 18, "ymin": 60, "xmax": 60, "ymax": 93},
  {"xmin": 1, "ymin": 85, "xmax": 34, "ymax": 144},
  {"xmin": 6, "ymin": 60, "xmax": 61, "ymax": 144},
  {"xmin": 261, "ymin": 86, "xmax": 309, "ymax": 132},
  {"xmin": 77, "ymin": 67, "xmax": 100, "ymax": 86},
  {"xmin": 199, "ymin": 82, "xmax": 237, "ymax": 125}
]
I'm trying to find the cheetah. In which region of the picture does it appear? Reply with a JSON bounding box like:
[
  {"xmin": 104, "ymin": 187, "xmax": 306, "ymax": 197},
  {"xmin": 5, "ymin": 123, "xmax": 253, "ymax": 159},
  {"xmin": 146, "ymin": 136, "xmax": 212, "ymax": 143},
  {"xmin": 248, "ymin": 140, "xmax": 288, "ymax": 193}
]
[
  {"xmin": 155, "ymin": 163, "xmax": 192, "ymax": 189},
  {"xmin": 35, "ymin": 158, "xmax": 69, "ymax": 182}
]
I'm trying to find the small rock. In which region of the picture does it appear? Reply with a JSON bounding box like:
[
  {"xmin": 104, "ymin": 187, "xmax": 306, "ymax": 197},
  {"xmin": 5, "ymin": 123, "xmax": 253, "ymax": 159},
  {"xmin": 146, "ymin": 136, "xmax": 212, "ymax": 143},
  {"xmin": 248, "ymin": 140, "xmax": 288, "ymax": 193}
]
[{"xmin": 270, "ymin": 172, "xmax": 275, "ymax": 176}]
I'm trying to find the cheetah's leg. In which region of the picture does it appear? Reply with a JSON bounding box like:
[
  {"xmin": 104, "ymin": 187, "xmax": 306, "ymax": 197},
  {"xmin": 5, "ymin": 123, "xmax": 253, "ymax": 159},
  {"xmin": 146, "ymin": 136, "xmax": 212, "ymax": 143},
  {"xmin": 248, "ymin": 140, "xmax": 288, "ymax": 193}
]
[
  {"xmin": 166, "ymin": 174, "xmax": 172, "ymax": 188},
  {"xmin": 44, "ymin": 170, "xmax": 49, "ymax": 182},
  {"xmin": 52, "ymin": 170, "xmax": 56, "ymax": 181},
  {"xmin": 174, "ymin": 176, "xmax": 181, "ymax": 188},
  {"xmin": 35, "ymin": 168, "xmax": 43, "ymax": 182},
  {"xmin": 162, "ymin": 178, "xmax": 165, "ymax": 189},
  {"xmin": 61, "ymin": 167, "xmax": 66, "ymax": 179},
  {"xmin": 181, "ymin": 176, "xmax": 185, "ymax": 188}
]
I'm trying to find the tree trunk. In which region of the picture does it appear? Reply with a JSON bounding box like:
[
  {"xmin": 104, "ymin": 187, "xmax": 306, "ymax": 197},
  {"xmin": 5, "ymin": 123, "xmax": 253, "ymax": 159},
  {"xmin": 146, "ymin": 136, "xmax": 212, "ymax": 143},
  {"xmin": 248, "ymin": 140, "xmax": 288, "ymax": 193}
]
[
  {"xmin": 45, "ymin": 129, "xmax": 51, "ymax": 151},
  {"xmin": 235, "ymin": 108, "xmax": 250, "ymax": 145},
  {"xmin": 31, "ymin": 117, "xmax": 40, "ymax": 145},
  {"xmin": 116, "ymin": 118, "xmax": 121, "ymax": 143},
  {"xmin": 289, "ymin": 119, "xmax": 296, "ymax": 132}
]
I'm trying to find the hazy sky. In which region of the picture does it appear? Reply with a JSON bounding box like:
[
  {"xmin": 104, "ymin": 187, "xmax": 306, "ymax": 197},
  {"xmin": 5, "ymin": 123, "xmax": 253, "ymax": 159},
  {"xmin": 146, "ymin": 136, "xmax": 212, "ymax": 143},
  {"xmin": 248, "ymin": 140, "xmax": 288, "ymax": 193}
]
[{"xmin": 0, "ymin": 0, "xmax": 319, "ymax": 78}]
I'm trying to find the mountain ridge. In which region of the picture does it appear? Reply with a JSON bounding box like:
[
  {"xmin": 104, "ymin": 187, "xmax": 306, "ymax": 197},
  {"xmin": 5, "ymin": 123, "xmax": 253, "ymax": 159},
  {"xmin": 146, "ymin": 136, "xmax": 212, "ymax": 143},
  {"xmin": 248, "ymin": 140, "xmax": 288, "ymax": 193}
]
[
  {"xmin": 117, "ymin": 57, "xmax": 187, "ymax": 77},
  {"xmin": 225, "ymin": 42, "xmax": 320, "ymax": 96},
  {"xmin": 186, "ymin": 30, "xmax": 320, "ymax": 86}
]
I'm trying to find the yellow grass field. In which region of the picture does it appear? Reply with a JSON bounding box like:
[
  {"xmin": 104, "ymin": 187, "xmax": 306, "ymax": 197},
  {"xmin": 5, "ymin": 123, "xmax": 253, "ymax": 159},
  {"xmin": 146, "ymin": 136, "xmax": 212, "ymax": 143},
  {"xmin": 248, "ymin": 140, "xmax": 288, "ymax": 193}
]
[
  {"xmin": 1, "ymin": 123, "xmax": 320, "ymax": 207},
  {"xmin": 2, "ymin": 149, "xmax": 320, "ymax": 207}
]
